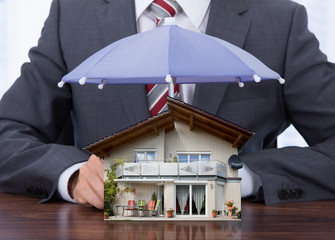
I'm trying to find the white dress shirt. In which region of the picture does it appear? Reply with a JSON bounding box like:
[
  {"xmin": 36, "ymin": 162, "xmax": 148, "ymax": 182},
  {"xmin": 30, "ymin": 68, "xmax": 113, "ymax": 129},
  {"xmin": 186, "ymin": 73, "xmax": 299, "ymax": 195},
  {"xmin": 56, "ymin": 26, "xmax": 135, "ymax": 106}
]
[{"xmin": 58, "ymin": 0, "xmax": 261, "ymax": 202}]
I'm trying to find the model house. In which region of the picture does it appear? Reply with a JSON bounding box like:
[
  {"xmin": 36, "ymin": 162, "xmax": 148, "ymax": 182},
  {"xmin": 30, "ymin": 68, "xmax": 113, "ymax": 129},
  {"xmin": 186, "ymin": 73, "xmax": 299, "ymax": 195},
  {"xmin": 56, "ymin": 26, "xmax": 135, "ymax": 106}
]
[{"xmin": 86, "ymin": 97, "xmax": 253, "ymax": 219}]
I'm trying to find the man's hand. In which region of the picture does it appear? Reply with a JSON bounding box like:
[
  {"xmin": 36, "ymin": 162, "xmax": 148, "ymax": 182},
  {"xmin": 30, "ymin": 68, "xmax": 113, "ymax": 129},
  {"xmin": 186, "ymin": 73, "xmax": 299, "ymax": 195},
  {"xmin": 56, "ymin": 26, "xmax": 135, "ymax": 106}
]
[{"xmin": 68, "ymin": 155, "xmax": 104, "ymax": 209}]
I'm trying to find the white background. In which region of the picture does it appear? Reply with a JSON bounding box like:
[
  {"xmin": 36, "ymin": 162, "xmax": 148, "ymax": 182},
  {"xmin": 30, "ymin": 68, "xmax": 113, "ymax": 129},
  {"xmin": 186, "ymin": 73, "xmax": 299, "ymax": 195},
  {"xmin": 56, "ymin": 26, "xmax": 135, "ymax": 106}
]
[{"xmin": 0, "ymin": 0, "xmax": 334, "ymax": 147}]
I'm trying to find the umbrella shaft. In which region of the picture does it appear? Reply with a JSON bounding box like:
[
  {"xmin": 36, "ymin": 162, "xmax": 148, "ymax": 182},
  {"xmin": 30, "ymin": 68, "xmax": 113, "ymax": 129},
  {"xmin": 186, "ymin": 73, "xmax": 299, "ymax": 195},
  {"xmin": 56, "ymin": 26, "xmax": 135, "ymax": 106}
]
[{"xmin": 168, "ymin": 81, "xmax": 174, "ymax": 97}]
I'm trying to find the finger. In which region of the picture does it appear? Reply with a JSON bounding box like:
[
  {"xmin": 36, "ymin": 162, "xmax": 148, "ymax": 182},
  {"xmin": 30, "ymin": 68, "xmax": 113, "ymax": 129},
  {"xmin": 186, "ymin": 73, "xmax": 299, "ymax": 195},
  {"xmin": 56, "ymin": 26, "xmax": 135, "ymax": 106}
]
[
  {"xmin": 88, "ymin": 155, "xmax": 104, "ymax": 180},
  {"xmin": 97, "ymin": 162, "xmax": 104, "ymax": 180},
  {"xmin": 74, "ymin": 180, "xmax": 104, "ymax": 209},
  {"xmin": 80, "ymin": 161, "xmax": 104, "ymax": 202}
]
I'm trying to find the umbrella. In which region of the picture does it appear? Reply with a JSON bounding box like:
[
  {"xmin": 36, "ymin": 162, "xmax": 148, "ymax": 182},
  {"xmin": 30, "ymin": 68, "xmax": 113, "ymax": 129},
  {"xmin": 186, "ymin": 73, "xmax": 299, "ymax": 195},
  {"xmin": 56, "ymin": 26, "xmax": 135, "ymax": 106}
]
[{"xmin": 59, "ymin": 20, "xmax": 284, "ymax": 94}]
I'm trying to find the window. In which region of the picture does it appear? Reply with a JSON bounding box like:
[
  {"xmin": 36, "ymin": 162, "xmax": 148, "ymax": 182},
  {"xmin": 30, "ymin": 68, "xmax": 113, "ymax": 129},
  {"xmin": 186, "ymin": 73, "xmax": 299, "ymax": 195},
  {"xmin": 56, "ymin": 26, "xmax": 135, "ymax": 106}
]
[
  {"xmin": 177, "ymin": 152, "xmax": 211, "ymax": 163},
  {"xmin": 135, "ymin": 149, "xmax": 156, "ymax": 163},
  {"xmin": 176, "ymin": 185, "xmax": 206, "ymax": 216}
]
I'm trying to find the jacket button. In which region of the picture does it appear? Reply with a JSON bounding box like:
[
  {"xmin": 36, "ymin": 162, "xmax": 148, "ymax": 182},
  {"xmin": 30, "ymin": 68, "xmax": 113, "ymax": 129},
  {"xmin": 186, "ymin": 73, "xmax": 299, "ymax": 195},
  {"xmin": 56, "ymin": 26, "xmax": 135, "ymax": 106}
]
[
  {"xmin": 295, "ymin": 188, "xmax": 304, "ymax": 199},
  {"xmin": 287, "ymin": 189, "xmax": 296, "ymax": 199},
  {"xmin": 278, "ymin": 189, "xmax": 288, "ymax": 200}
]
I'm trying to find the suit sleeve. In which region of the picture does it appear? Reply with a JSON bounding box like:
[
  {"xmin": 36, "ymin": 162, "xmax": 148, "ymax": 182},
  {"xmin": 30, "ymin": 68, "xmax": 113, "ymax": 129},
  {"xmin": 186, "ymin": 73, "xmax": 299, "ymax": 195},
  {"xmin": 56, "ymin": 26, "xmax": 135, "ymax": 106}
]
[
  {"xmin": 240, "ymin": 5, "xmax": 335, "ymax": 205},
  {"xmin": 0, "ymin": 0, "xmax": 90, "ymax": 202}
]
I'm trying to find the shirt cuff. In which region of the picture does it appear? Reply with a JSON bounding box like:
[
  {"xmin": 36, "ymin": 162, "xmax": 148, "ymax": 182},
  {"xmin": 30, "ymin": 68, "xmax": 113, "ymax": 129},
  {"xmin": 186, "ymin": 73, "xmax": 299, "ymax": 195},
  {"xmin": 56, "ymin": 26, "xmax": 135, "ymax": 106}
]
[
  {"xmin": 238, "ymin": 163, "xmax": 262, "ymax": 198},
  {"xmin": 57, "ymin": 162, "xmax": 86, "ymax": 203}
]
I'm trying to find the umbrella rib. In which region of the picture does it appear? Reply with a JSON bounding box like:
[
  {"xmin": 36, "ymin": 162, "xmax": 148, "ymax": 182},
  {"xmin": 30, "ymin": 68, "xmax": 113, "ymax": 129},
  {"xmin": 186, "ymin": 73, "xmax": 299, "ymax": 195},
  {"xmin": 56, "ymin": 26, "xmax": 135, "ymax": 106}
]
[
  {"xmin": 207, "ymin": 35, "xmax": 257, "ymax": 82},
  {"xmin": 79, "ymin": 33, "xmax": 146, "ymax": 80}
]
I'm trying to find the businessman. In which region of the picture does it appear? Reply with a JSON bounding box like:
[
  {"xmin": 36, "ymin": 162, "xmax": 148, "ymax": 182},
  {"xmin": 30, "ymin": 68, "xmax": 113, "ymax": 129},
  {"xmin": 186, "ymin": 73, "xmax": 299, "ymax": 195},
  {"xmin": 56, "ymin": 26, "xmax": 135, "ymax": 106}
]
[{"xmin": 1, "ymin": 0, "xmax": 335, "ymax": 209}]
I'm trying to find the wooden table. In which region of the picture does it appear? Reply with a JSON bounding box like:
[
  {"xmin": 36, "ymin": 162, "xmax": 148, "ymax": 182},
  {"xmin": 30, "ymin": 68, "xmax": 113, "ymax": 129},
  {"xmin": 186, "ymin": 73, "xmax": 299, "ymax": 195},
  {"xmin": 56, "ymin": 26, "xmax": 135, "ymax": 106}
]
[
  {"xmin": 0, "ymin": 193, "xmax": 104, "ymax": 240},
  {"xmin": 1, "ymin": 193, "xmax": 334, "ymax": 240}
]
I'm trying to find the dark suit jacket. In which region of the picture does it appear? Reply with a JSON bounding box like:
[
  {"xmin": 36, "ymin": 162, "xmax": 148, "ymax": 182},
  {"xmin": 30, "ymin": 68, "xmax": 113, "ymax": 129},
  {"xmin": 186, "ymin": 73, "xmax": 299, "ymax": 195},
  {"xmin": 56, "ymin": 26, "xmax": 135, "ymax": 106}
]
[{"xmin": 0, "ymin": 0, "xmax": 335, "ymax": 205}]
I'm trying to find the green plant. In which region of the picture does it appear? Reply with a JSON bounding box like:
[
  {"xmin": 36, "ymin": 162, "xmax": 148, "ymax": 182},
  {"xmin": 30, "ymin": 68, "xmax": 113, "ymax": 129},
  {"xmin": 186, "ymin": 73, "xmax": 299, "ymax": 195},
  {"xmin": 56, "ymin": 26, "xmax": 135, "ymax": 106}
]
[
  {"xmin": 123, "ymin": 187, "xmax": 136, "ymax": 194},
  {"xmin": 212, "ymin": 209, "xmax": 218, "ymax": 213},
  {"xmin": 225, "ymin": 200, "xmax": 234, "ymax": 207},
  {"xmin": 151, "ymin": 192, "xmax": 157, "ymax": 202},
  {"xmin": 232, "ymin": 206, "xmax": 238, "ymax": 215},
  {"xmin": 104, "ymin": 208, "xmax": 113, "ymax": 216},
  {"xmin": 166, "ymin": 208, "xmax": 175, "ymax": 213},
  {"xmin": 104, "ymin": 156, "xmax": 126, "ymax": 214},
  {"xmin": 237, "ymin": 210, "xmax": 241, "ymax": 219},
  {"xmin": 104, "ymin": 211, "xmax": 109, "ymax": 216}
]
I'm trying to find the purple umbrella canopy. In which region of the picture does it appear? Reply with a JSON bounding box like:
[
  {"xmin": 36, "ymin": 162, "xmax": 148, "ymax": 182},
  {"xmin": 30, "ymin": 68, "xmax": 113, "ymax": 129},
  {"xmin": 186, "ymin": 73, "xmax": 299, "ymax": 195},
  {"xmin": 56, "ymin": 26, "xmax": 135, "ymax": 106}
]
[{"xmin": 59, "ymin": 22, "xmax": 284, "ymax": 91}]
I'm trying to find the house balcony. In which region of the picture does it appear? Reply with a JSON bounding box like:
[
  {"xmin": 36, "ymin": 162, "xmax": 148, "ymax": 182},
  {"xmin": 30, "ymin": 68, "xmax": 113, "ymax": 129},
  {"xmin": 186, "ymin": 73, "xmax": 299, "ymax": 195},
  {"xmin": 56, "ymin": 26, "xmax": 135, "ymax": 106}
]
[{"xmin": 116, "ymin": 160, "xmax": 227, "ymax": 179}]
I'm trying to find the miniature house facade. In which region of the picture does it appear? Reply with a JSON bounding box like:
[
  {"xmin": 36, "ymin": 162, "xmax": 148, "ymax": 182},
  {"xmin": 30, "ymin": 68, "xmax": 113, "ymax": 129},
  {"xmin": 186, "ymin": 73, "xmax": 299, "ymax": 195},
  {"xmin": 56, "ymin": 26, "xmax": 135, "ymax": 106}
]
[{"xmin": 86, "ymin": 97, "xmax": 252, "ymax": 218}]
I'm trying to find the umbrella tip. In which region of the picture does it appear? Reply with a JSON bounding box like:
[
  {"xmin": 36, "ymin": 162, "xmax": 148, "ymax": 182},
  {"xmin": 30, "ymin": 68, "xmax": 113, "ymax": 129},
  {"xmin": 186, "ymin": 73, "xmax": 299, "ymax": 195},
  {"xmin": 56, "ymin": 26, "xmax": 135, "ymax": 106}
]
[
  {"xmin": 253, "ymin": 74, "xmax": 261, "ymax": 83},
  {"xmin": 57, "ymin": 81, "xmax": 65, "ymax": 88},
  {"xmin": 278, "ymin": 77, "xmax": 285, "ymax": 84},
  {"xmin": 79, "ymin": 77, "xmax": 87, "ymax": 85},
  {"xmin": 162, "ymin": 17, "xmax": 176, "ymax": 26},
  {"xmin": 98, "ymin": 79, "xmax": 106, "ymax": 90},
  {"xmin": 165, "ymin": 74, "xmax": 172, "ymax": 83},
  {"xmin": 236, "ymin": 77, "xmax": 244, "ymax": 88}
]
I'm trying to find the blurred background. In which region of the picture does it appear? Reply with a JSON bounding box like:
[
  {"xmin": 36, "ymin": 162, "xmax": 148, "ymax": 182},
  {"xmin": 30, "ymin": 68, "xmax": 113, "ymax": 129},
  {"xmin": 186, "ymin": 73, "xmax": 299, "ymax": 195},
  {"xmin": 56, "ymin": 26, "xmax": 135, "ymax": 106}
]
[{"xmin": 0, "ymin": 0, "xmax": 334, "ymax": 148}]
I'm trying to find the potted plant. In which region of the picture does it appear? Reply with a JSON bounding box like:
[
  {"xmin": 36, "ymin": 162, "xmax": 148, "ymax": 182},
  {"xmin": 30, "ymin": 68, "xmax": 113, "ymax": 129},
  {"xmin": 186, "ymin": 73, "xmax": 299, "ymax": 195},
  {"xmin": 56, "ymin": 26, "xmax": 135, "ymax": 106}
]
[
  {"xmin": 151, "ymin": 192, "xmax": 157, "ymax": 202},
  {"xmin": 237, "ymin": 210, "xmax": 241, "ymax": 219},
  {"xmin": 166, "ymin": 208, "xmax": 175, "ymax": 218},
  {"xmin": 225, "ymin": 200, "xmax": 235, "ymax": 219},
  {"xmin": 151, "ymin": 192, "xmax": 158, "ymax": 216},
  {"xmin": 232, "ymin": 206, "xmax": 238, "ymax": 216},
  {"xmin": 123, "ymin": 186, "xmax": 136, "ymax": 194},
  {"xmin": 104, "ymin": 211, "xmax": 109, "ymax": 219},
  {"xmin": 212, "ymin": 209, "xmax": 218, "ymax": 218}
]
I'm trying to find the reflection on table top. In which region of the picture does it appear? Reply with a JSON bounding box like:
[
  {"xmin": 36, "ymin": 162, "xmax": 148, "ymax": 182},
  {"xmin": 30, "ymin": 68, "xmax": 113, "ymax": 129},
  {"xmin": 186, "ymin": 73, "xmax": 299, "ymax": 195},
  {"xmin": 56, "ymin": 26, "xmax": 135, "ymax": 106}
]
[
  {"xmin": 1, "ymin": 193, "xmax": 335, "ymax": 240},
  {"xmin": 106, "ymin": 199, "xmax": 335, "ymax": 240},
  {"xmin": 0, "ymin": 193, "xmax": 104, "ymax": 240}
]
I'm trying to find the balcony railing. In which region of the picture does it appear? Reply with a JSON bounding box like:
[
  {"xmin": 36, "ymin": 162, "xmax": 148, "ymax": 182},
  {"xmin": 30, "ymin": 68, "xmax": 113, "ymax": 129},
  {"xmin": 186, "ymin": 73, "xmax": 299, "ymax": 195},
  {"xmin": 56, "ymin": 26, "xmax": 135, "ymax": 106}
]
[{"xmin": 116, "ymin": 160, "xmax": 227, "ymax": 179}]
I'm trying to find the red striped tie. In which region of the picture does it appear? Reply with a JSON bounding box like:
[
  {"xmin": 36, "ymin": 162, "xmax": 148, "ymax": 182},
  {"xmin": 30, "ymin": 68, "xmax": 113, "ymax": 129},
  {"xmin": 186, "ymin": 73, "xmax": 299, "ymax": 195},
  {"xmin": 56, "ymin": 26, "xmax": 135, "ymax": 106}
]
[
  {"xmin": 150, "ymin": 0, "xmax": 181, "ymax": 25},
  {"xmin": 147, "ymin": 0, "xmax": 181, "ymax": 116}
]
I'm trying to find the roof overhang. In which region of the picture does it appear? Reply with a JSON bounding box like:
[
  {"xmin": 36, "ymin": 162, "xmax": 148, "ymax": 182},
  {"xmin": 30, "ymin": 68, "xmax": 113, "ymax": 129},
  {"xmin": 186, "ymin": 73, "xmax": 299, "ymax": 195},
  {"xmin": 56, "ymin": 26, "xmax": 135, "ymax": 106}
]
[{"xmin": 85, "ymin": 97, "xmax": 253, "ymax": 158}]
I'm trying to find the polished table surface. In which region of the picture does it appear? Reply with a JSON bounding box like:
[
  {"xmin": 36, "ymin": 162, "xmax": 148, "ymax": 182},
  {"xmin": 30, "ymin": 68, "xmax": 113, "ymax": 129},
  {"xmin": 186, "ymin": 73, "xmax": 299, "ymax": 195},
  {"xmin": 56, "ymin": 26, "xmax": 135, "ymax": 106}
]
[{"xmin": 0, "ymin": 193, "xmax": 334, "ymax": 240}]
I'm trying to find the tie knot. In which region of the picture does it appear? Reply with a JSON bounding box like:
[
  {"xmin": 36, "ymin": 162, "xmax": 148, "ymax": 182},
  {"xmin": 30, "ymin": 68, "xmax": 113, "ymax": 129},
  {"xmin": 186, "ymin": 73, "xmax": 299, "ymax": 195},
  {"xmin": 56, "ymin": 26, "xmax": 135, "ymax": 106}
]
[{"xmin": 150, "ymin": 0, "xmax": 181, "ymax": 25}]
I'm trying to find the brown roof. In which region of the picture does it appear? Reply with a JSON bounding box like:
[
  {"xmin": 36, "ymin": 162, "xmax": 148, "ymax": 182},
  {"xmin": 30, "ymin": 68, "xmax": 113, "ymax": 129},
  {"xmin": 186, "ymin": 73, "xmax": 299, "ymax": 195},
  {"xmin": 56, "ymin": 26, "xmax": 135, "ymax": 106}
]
[{"xmin": 85, "ymin": 97, "xmax": 253, "ymax": 158}]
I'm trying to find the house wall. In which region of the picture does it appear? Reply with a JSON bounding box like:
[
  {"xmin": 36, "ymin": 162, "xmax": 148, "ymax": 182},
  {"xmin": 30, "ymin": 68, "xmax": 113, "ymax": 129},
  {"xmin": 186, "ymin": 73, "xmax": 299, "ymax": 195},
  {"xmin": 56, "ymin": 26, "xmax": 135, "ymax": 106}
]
[
  {"xmin": 164, "ymin": 182, "xmax": 175, "ymax": 217},
  {"xmin": 113, "ymin": 182, "xmax": 158, "ymax": 215},
  {"xmin": 227, "ymin": 167, "xmax": 239, "ymax": 178},
  {"xmin": 223, "ymin": 182, "xmax": 241, "ymax": 213},
  {"xmin": 105, "ymin": 121, "xmax": 239, "ymax": 177},
  {"xmin": 104, "ymin": 130, "xmax": 165, "ymax": 175},
  {"xmin": 207, "ymin": 180, "xmax": 217, "ymax": 217},
  {"xmin": 164, "ymin": 122, "xmax": 238, "ymax": 177}
]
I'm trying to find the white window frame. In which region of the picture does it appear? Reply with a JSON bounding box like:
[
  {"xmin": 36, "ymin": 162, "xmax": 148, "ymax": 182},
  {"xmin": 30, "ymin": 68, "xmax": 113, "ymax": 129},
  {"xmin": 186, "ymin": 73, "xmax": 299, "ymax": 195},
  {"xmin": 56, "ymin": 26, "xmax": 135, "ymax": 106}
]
[
  {"xmin": 134, "ymin": 149, "xmax": 156, "ymax": 162},
  {"xmin": 176, "ymin": 152, "xmax": 211, "ymax": 163},
  {"xmin": 175, "ymin": 183, "xmax": 207, "ymax": 217}
]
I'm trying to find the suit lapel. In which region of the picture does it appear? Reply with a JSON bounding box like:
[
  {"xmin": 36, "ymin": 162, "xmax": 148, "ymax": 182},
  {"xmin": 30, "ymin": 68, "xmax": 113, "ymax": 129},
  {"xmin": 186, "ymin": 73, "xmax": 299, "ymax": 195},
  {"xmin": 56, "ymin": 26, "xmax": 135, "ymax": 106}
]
[
  {"xmin": 206, "ymin": 0, "xmax": 250, "ymax": 48},
  {"xmin": 96, "ymin": 0, "xmax": 150, "ymax": 121},
  {"xmin": 193, "ymin": 0, "xmax": 251, "ymax": 114},
  {"xmin": 96, "ymin": 0, "xmax": 137, "ymax": 46}
]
